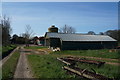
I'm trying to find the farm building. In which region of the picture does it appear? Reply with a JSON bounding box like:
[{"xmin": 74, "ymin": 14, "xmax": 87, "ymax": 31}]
[{"xmin": 44, "ymin": 25, "xmax": 117, "ymax": 50}]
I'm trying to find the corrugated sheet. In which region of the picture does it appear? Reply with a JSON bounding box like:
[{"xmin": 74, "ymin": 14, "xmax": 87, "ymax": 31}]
[{"xmin": 45, "ymin": 32, "xmax": 117, "ymax": 41}]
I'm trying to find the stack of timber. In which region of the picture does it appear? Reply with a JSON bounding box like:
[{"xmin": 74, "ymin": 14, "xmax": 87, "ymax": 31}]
[
  {"xmin": 57, "ymin": 57, "xmax": 112, "ymax": 80},
  {"xmin": 61, "ymin": 56, "xmax": 105, "ymax": 67},
  {"xmin": 63, "ymin": 66, "xmax": 112, "ymax": 80}
]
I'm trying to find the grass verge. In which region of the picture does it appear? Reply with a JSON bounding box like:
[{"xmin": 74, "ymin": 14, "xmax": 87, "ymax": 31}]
[
  {"xmin": 2, "ymin": 50, "xmax": 20, "ymax": 79},
  {"xmin": 51, "ymin": 49, "xmax": 120, "ymax": 59},
  {"xmin": 27, "ymin": 54, "xmax": 76, "ymax": 78},
  {"xmin": 2, "ymin": 45, "xmax": 17, "ymax": 59}
]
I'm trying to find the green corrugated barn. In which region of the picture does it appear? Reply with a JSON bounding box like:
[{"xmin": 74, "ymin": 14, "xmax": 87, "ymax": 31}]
[{"xmin": 44, "ymin": 25, "xmax": 117, "ymax": 50}]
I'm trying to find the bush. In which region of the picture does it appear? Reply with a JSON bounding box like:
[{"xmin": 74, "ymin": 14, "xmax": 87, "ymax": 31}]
[{"xmin": 2, "ymin": 45, "xmax": 17, "ymax": 59}]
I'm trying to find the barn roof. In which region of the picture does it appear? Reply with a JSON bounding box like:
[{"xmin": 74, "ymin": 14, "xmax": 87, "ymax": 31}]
[{"xmin": 45, "ymin": 32, "xmax": 117, "ymax": 42}]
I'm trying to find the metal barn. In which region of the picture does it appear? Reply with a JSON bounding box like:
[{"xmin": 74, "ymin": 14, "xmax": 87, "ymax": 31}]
[{"xmin": 44, "ymin": 32, "xmax": 117, "ymax": 50}]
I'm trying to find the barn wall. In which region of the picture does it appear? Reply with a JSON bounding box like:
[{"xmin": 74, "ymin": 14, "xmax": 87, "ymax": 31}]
[
  {"xmin": 102, "ymin": 41, "xmax": 117, "ymax": 49},
  {"xmin": 61, "ymin": 41, "xmax": 117, "ymax": 50},
  {"xmin": 44, "ymin": 39, "xmax": 50, "ymax": 46},
  {"xmin": 49, "ymin": 38, "xmax": 61, "ymax": 48}
]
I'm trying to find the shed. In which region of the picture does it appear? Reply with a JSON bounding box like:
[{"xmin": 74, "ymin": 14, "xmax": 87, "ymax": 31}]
[{"xmin": 44, "ymin": 32, "xmax": 117, "ymax": 50}]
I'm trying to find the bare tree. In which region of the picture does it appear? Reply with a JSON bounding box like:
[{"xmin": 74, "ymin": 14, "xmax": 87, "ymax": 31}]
[
  {"xmin": 59, "ymin": 24, "xmax": 76, "ymax": 34},
  {"xmin": 23, "ymin": 25, "xmax": 35, "ymax": 47},
  {"xmin": 1, "ymin": 15, "xmax": 12, "ymax": 46}
]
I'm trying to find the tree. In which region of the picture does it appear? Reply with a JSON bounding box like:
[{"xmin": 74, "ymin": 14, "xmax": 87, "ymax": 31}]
[
  {"xmin": 24, "ymin": 25, "xmax": 35, "ymax": 47},
  {"xmin": 0, "ymin": 24, "xmax": 2, "ymax": 46},
  {"xmin": 87, "ymin": 31, "xmax": 95, "ymax": 35},
  {"xmin": 11, "ymin": 34, "xmax": 19, "ymax": 44},
  {"xmin": 105, "ymin": 30, "xmax": 119, "ymax": 41},
  {"xmin": 17, "ymin": 37, "xmax": 26, "ymax": 44},
  {"xmin": 11, "ymin": 34, "xmax": 26, "ymax": 44},
  {"xmin": 32, "ymin": 36, "xmax": 39, "ymax": 45},
  {"xmin": 87, "ymin": 31, "xmax": 96, "ymax": 35},
  {"xmin": 118, "ymin": 30, "xmax": 120, "ymax": 42},
  {"xmin": 59, "ymin": 24, "xmax": 76, "ymax": 34},
  {"xmin": 1, "ymin": 15, "xmax": 12, "ymax": 46},
  {"xmin": 99, "ymin": 32, "xmax": 104, "ymax": 35}
]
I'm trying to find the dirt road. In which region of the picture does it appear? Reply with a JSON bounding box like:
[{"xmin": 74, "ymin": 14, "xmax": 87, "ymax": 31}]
[{"xmin": 14, "ymin": 47, "xmax": 33, "ymax": 78}]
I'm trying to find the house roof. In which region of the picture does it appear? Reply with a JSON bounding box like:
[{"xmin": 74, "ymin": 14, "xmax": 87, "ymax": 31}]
[{"xmin": 45, "ymin": 32, "xmax": 117, "ymax": 42}]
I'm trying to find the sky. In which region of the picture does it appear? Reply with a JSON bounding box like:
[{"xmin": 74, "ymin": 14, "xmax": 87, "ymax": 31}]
[
  {"xmin": 2, "ymin": 2, "xmax": 118, "ymax": 36},
  {"xmin": 2, "ymin": 0, "xmax": 120, "ymax": 2}
]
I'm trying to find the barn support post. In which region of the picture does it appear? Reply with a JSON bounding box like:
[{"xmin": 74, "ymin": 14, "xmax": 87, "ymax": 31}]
[{"xmin": 44, "ymin": 39, "xmax": 46, "ymax": 46}]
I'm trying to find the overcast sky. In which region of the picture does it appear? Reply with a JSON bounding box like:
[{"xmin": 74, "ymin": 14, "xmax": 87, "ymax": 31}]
[{"xmin": 2, "ymin": 2, "xmax": 118, "ymax": 36}]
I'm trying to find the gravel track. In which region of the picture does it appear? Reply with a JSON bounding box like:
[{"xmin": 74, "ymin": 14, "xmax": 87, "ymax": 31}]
[{"xmin": 14, "ymin": 47, "xmax": 33, "ymax": 79}]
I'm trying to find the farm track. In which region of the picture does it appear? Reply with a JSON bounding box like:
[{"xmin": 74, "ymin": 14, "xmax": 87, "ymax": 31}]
[
  {"xmin": 14, "ymin": 47, "xmax": 33, "ymax": 78},
  {"xmin": 14, "ymin": 46, "xmax": 47, "ymax": 79},
  {"xmin": 23, "ymin": 49, "xmax": 48, "ymax": 55}
]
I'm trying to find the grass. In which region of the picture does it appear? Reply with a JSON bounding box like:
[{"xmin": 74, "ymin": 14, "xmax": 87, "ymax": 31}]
[
  {"xmin": 2, "ymin": 50, "xmax": 20, "ymax": 79},
  {"xmin": 27, "ymin": 54, "xmax": 76, "ymax": 78},
  {"xmin": 24, "ymin": 46, "xmax": 47, "ymax": 49},
  {"xmin": 0, "ymin": 46, "xmax": 2, "ymax": 59},
  {"xmin": 0, "ymin": 46, "xmax": 2, "ymax": 52},
  {"xmin": 51, "ymin": 49, "xmax": 120, "ymax": 59},
  {"xmin": 2, "ymin": 45, "xmax": 17, "ymax": 59},
  {"xmin": 27, "ymin": 53, "xmax": 120, "ymax": 79},
  {"xmin": 27, "ymin": 48, "xmax": 120, "ymax": 79},
  {"xmin": 2, "ymin": 45, "xmax": 16, "ymax": 53},
  {"xmin": 83, "ymin": 57, "xmax": 120, "ymax": 63},
  {"xmin": 77, "ymin": 63, "xmax": 120, "ymax": 79}
]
